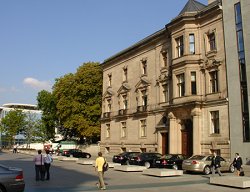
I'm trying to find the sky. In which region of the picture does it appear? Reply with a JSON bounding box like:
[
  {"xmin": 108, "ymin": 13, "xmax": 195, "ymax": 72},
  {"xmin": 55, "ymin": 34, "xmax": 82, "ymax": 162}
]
[{"xmin": 0, "ymin": 0, "xmax": 207, "ymax": 106}]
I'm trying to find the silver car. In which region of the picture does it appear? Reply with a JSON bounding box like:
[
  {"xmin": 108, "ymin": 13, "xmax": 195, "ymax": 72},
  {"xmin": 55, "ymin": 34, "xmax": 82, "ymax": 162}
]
[
  {"xmin": 182, "ymin": 155, "xmax": 235, "ymax": 175},
  {"xmin": 0, "ymin": 164, "xmax": 25, "ymax": 192}
]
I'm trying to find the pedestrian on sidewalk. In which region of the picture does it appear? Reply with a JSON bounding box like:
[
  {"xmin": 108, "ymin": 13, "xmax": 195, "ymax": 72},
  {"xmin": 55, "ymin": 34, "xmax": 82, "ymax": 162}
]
[
  {"xmin": 233, "ymin": 153, "xmax": 243, "ymax": 176},
  {"xmin": 33, "ymin": 150, "xmax": 45, "ymax": 181},
  {"xmin": 44, "ymin": 150, "xmax": 53, "ymax": 180},
  {"xmin": 211, "ymin": 151, "xmax": 222, "ymax": 176},
  {"xmin": 95, "ymin": 152, "xmax": 106, "ymax": 190}
]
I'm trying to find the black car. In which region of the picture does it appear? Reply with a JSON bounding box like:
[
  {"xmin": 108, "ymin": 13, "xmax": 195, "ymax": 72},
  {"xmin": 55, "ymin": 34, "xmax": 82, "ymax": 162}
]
[
  {"xmin": 62, "ymin": 149, "xmax": 91, "ymax": 158},
  {"xmin": 112, "ymin": 152, "xmax": 140, "ymax": 165},
  {"xmin": 154, "ymin": 154, "xmax": 188, "ymax": 170},
  {"xmin": 129, "ymin": 152, "xmax": 162, "ymax": 168},
  {"xmin": 0, "ymin": 164, "xmax": 25, "ymax": 192}
]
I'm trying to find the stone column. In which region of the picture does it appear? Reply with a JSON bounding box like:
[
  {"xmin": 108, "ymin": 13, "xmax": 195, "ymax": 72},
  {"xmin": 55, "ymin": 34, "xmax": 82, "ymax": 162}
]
[
  {"xmin": 191, "ymin": 108, "xmax": 201, "ymax": 155},
  {"xmin": 168, "ymin": 112, "xmax": 177, "ymax": 153}
]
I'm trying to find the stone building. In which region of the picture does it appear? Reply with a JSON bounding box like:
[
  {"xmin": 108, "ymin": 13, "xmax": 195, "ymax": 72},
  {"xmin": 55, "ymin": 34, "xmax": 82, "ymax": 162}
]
[{"xmin": 100, "ymin": 0, "xmax": 236, "ymax": 160}]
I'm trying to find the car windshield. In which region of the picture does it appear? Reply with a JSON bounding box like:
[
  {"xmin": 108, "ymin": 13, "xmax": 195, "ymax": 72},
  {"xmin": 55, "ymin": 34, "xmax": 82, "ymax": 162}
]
[{"xmin": 189, "ymin": 155, "xmax": 205, "ymax": 160}]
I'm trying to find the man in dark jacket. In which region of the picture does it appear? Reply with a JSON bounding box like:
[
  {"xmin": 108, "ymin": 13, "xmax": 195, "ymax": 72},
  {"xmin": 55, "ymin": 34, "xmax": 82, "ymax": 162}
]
[
  {"xmin": 211, "ymin": 151, "xmax": 222, "ymax": 176},
  {"xmin": 233, "ymin": 153, "xmax": 243, "ymax": 176}
]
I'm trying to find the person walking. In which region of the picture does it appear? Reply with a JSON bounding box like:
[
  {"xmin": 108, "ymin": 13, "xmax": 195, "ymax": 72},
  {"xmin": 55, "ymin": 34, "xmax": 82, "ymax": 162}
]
[
  {"xmin": 33, "ymin": 150, "xmax": 45, "ymax": 181},
  {"xmin": 233, "ymin": 153, "xmax": 243, "ymax": 176},
  {"xmin": 211, "ymin": 151, "xmax": 222, "ymax": 176},
  {"xmin": 95, "ymin": 152, "xmax": 106, "ymax": 190},
  {"xmin": 44, "ymin": 150, "xmax": 53, "ymax": 180}
]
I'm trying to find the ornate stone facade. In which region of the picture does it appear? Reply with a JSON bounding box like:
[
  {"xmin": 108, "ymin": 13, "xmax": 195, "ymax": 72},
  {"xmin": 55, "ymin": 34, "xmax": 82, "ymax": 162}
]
[{"xmin": 101, "ymin": 0, "xmax": 231, "ymax": 159}]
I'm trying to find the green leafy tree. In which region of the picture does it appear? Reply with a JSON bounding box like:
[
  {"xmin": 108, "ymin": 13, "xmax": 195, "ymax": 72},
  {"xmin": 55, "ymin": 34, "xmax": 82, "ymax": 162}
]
[
  {"xmin": 1, "ymin": 109, "xmax": 26, "ymax": 145},
  {"xmin": 53, "ymin": 62, "xmax": 102, "ymax": 142},
  {"xmin": 37, "ymin": 90, "xmax": 58, "ymax": 140}
]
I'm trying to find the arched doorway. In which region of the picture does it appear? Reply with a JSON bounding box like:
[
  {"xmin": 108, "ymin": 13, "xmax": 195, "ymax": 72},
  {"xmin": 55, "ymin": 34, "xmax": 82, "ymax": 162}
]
[{"xmin": 181, "ymin": 119, "xmax": 193, "ymax": 157}]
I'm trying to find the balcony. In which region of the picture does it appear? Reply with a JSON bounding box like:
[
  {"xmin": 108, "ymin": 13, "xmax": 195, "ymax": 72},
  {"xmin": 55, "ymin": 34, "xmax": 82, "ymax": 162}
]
[
  {"xmin": 118, "ymin": 109, "xmax": 127, "ymax": 116},
  {"xmin": 136, "ymin": 105, "xmax": 147, "ymax": 112},
  {"xmin": 103, "ymin": 112, "xmax": 111, "ymax": 118}
]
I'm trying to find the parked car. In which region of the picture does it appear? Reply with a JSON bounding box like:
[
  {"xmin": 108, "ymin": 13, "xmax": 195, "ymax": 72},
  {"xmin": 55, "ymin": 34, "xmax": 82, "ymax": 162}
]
[
  {"xmin": 62, "ymin": 149, "xmax": 91, "ymax": 158},
  {"xmin": 154, "ymin": 154, "xmax": 188, "ymax": 170},
  {"xmin": 182, "ymin": 155, "xmax": 235, "ymax": 175},
  {"xmin": 0, "ymin": 164, "xmax": 25, "ymax": 192},
  {"xmin": 112, "ymin": 152, "xmax": 140, "ymax": 165},
  {"xmin": 129, "ymin": 152, "xmax": 162, "ymax": 168}
]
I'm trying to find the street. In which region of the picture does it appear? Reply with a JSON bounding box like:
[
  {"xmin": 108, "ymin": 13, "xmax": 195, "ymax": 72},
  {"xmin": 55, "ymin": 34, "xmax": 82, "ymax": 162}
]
[{"xmin": 0, "ymin": 151, "xmax": 249, "ymax": 192}]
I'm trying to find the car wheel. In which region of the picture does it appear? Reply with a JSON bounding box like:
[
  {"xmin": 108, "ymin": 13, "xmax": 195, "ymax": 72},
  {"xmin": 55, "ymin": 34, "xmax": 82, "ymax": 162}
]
[
  {"xmin": 229, "ymin": 163, "xmax": 235, "ymax": 173},
  {"xmin": 172, "ymin": 164, "xmax": 178, "ymax": 170},
  {"xmin": 144, "ymin": 162, "xmax": 151, "ymax": 169},
  {"xmin": 86, "ymin": 154, "xmax": 90, "ymax": 159},
  {"xmin": 203, "ymin": 166, "xmax": 211, "ymax": 175}
]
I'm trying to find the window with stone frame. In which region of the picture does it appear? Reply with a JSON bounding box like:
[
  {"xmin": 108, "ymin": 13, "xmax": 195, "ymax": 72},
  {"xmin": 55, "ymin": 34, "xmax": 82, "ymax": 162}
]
[
  {"xmin": 176, "ymin": 36, "xmax": 184, "ymax": 57},
  {"xmin": 161, "ymin": 50, "xmax": 168, "ymax": 67},
  {"xmin": 191, "ymin": 72, "xmax": 197, "ymax": 95},
  {"xmin": 177, "ymin": 73, "xmax": 185, "ymax": 97},
  {"xmin": 189, "ymin": 34, "xmax": 195, "ymax": 54},
  {"xmin": 108, "ymin": 74, "xmax": 112, "ymax": 87},
  {"xmin": 122, "ymin": 95, "xmax": 128, "ymax": 110},
  {"xmin": 162, "ymin": 84, "xmax": 169, "ymax": 102},
  {"xmin": 140, "ymin": 119, "xmax": 147, "ymax": 137},
  {"xmin": 123, "ymin": 67, "xmax": 128, "ymax": 82},
  {"xmin": 208, "ymin": 32, "xmax": 216, "ymax": 51},
  {"xmin": 209, "ymin": 71, "xmax": 218, "ymax": 93},
  {"xmin": 107, "ymin": 98, "xmax": 112, "ymax": 112},
  {"xmin": 141, "ymin": 90, "xmax": 147, "ymax": 107},
  {"xmin": 141, "ymin": 59, "xmax": 147, "ymax": 75},
  {"xmin": 210, "ymin": 111, "xmax": 220, "ymax": 134},
  {"xmin": 106, "ymin": 124, "xmax": 110, "ymax": 138},
  {"xmin": 121, "ymin": 122, "xmax": 127, "ymax": 138}
]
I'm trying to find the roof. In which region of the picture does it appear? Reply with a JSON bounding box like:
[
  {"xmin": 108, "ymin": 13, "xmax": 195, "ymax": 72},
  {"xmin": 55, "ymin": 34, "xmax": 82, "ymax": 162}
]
[{"xmin": 178, "ymin": 0, "xmax": 206, "ymax": 15}]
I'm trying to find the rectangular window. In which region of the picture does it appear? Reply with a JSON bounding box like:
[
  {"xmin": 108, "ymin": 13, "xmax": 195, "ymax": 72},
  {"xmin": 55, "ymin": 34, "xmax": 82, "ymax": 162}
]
[
  {"xmin": 176, "ymin": 36, "xmax": 184, "ymax": 57},
  {"xmin": 142, "ymin": 90, "xmax": 147, "ymax": 106},
  {"xmin": 121, "ymin": 122, "xmax": 126, "ymax": 138},
  {"xmin": 163, "ymin": 84, "xmax": 169, "ymax": 102},
  {"xmin": 191, "ymin": 72, "xmax": 197, "ymax": 95},
  {"xmin": 106, "ymin": 124, "xmax": 110, "ymax": 138},
  {"xmin": 177, "ymin": 73, "xmax": 185, "ymax": 97},
  {"xmin": 140, "ymin": 119, "xmax": 147, "ymax": 137},
  {"xmin": 108, "ymin": 74, "xmax": 112, "ymax": 87},
  {"xmin": 123, "ymin": 68, "xmax": 128, "ymax": 82},
  {"xmin": 122, "ymin": 95, "xmax": 128, "ymax": 109},
  {"xmin": 107, "ymin": 99, "xmax": 111, "ymax": 112},
  {"xmin": 211, "ymin": 111, "xmax": 219, "ymax": 134},
  {"xmin": 209, "ymin": 71, "xmax": 218, "ymax": 93},
  {"xmin": 208, "ymin": 32, "xmax": 216, "ymax": 51},
  {"xmin": 189, "ymin": 34, "xmax": 195, "ymax": 54}
]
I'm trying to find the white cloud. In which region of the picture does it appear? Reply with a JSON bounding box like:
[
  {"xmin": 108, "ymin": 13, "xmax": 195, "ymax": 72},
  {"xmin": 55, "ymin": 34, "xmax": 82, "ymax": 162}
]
[{"xmin": 23, "ymin": 77, "xmax": 52, "ymax": 91}]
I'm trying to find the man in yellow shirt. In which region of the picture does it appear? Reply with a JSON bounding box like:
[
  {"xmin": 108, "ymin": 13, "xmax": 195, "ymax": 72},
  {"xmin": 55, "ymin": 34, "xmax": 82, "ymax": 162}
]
[{"xmin": 95, "ymin": 152, "xmax": 106, "ymax": 190}]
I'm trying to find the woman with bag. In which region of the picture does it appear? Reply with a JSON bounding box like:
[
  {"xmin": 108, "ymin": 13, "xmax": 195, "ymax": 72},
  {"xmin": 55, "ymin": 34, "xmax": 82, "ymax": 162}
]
[
  {"xmin": 233, "ymin": 153, "xmax": 243, "ymax": 176},
  {"xmin": 33, "ymin": 150, "xmax": 45, "ymax": 181}
]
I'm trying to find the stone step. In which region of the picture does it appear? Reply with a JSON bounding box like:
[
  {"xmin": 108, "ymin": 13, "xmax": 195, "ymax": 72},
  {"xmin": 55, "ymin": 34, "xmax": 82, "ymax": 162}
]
[
  {"xmin": 210, "ymin": 176, "xmax": 250, "ymax": 188},
  {"xmin": 142, "ymin": 168, "xmax": 183, "ymax": 177},
  {"xmin": 114, "ymin": 165, "xmax": 147, "ymax": 172}
]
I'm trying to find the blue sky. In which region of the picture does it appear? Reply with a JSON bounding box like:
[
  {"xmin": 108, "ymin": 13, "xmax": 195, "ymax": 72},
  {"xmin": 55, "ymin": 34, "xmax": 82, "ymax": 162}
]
[{"xmin": 0, "ymin": 0, "xmax": 207, "ymax": 106}]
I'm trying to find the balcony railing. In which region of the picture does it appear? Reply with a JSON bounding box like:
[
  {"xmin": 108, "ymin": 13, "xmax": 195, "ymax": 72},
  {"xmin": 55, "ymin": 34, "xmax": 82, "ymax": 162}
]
[{"xmin": 136, "ymin": 105, "xmax": 147, "ymax": 112}]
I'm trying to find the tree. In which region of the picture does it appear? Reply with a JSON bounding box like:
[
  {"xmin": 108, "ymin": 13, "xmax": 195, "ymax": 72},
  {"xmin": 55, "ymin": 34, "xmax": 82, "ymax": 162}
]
[
  {"xmin": 1, "ymin": 109, "xmax": 26, "ymax": 146},
  {"xmin": 37, "ymin": 90, "xmax": 58, "ymax": 140},
  {"xmin": 53, "ymin": 62, "xmax": 102, "ymax": 142}
]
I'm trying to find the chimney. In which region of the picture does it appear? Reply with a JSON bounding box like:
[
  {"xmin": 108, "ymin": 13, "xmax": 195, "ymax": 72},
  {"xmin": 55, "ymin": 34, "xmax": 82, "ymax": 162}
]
[{"xmin": 208, "ymin": 0, "xmax": 216, "ymax": 4}]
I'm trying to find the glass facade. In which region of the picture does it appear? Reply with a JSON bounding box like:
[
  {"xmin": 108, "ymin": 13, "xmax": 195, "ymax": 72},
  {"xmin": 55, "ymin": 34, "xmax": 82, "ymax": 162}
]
[{"xmin": 235, "ymin": 2, "xmax": 250, "ymax": 142}]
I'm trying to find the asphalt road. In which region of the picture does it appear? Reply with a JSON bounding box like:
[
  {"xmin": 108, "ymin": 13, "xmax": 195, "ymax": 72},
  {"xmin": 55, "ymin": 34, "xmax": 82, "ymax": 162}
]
[{"xmin": 0, "ymin": 151, "xmax": 249, "ymax": 192}]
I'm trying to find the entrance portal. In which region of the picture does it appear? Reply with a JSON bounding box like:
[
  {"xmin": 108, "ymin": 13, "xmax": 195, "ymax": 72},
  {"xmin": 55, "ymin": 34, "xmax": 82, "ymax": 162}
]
[
  {"xmin": 181, "ymin": 119, "xmax": 193, "ymax": 157},
  {"xmin": 161, "ymin": 132, "xmax": 169, "ymax": 155}
]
